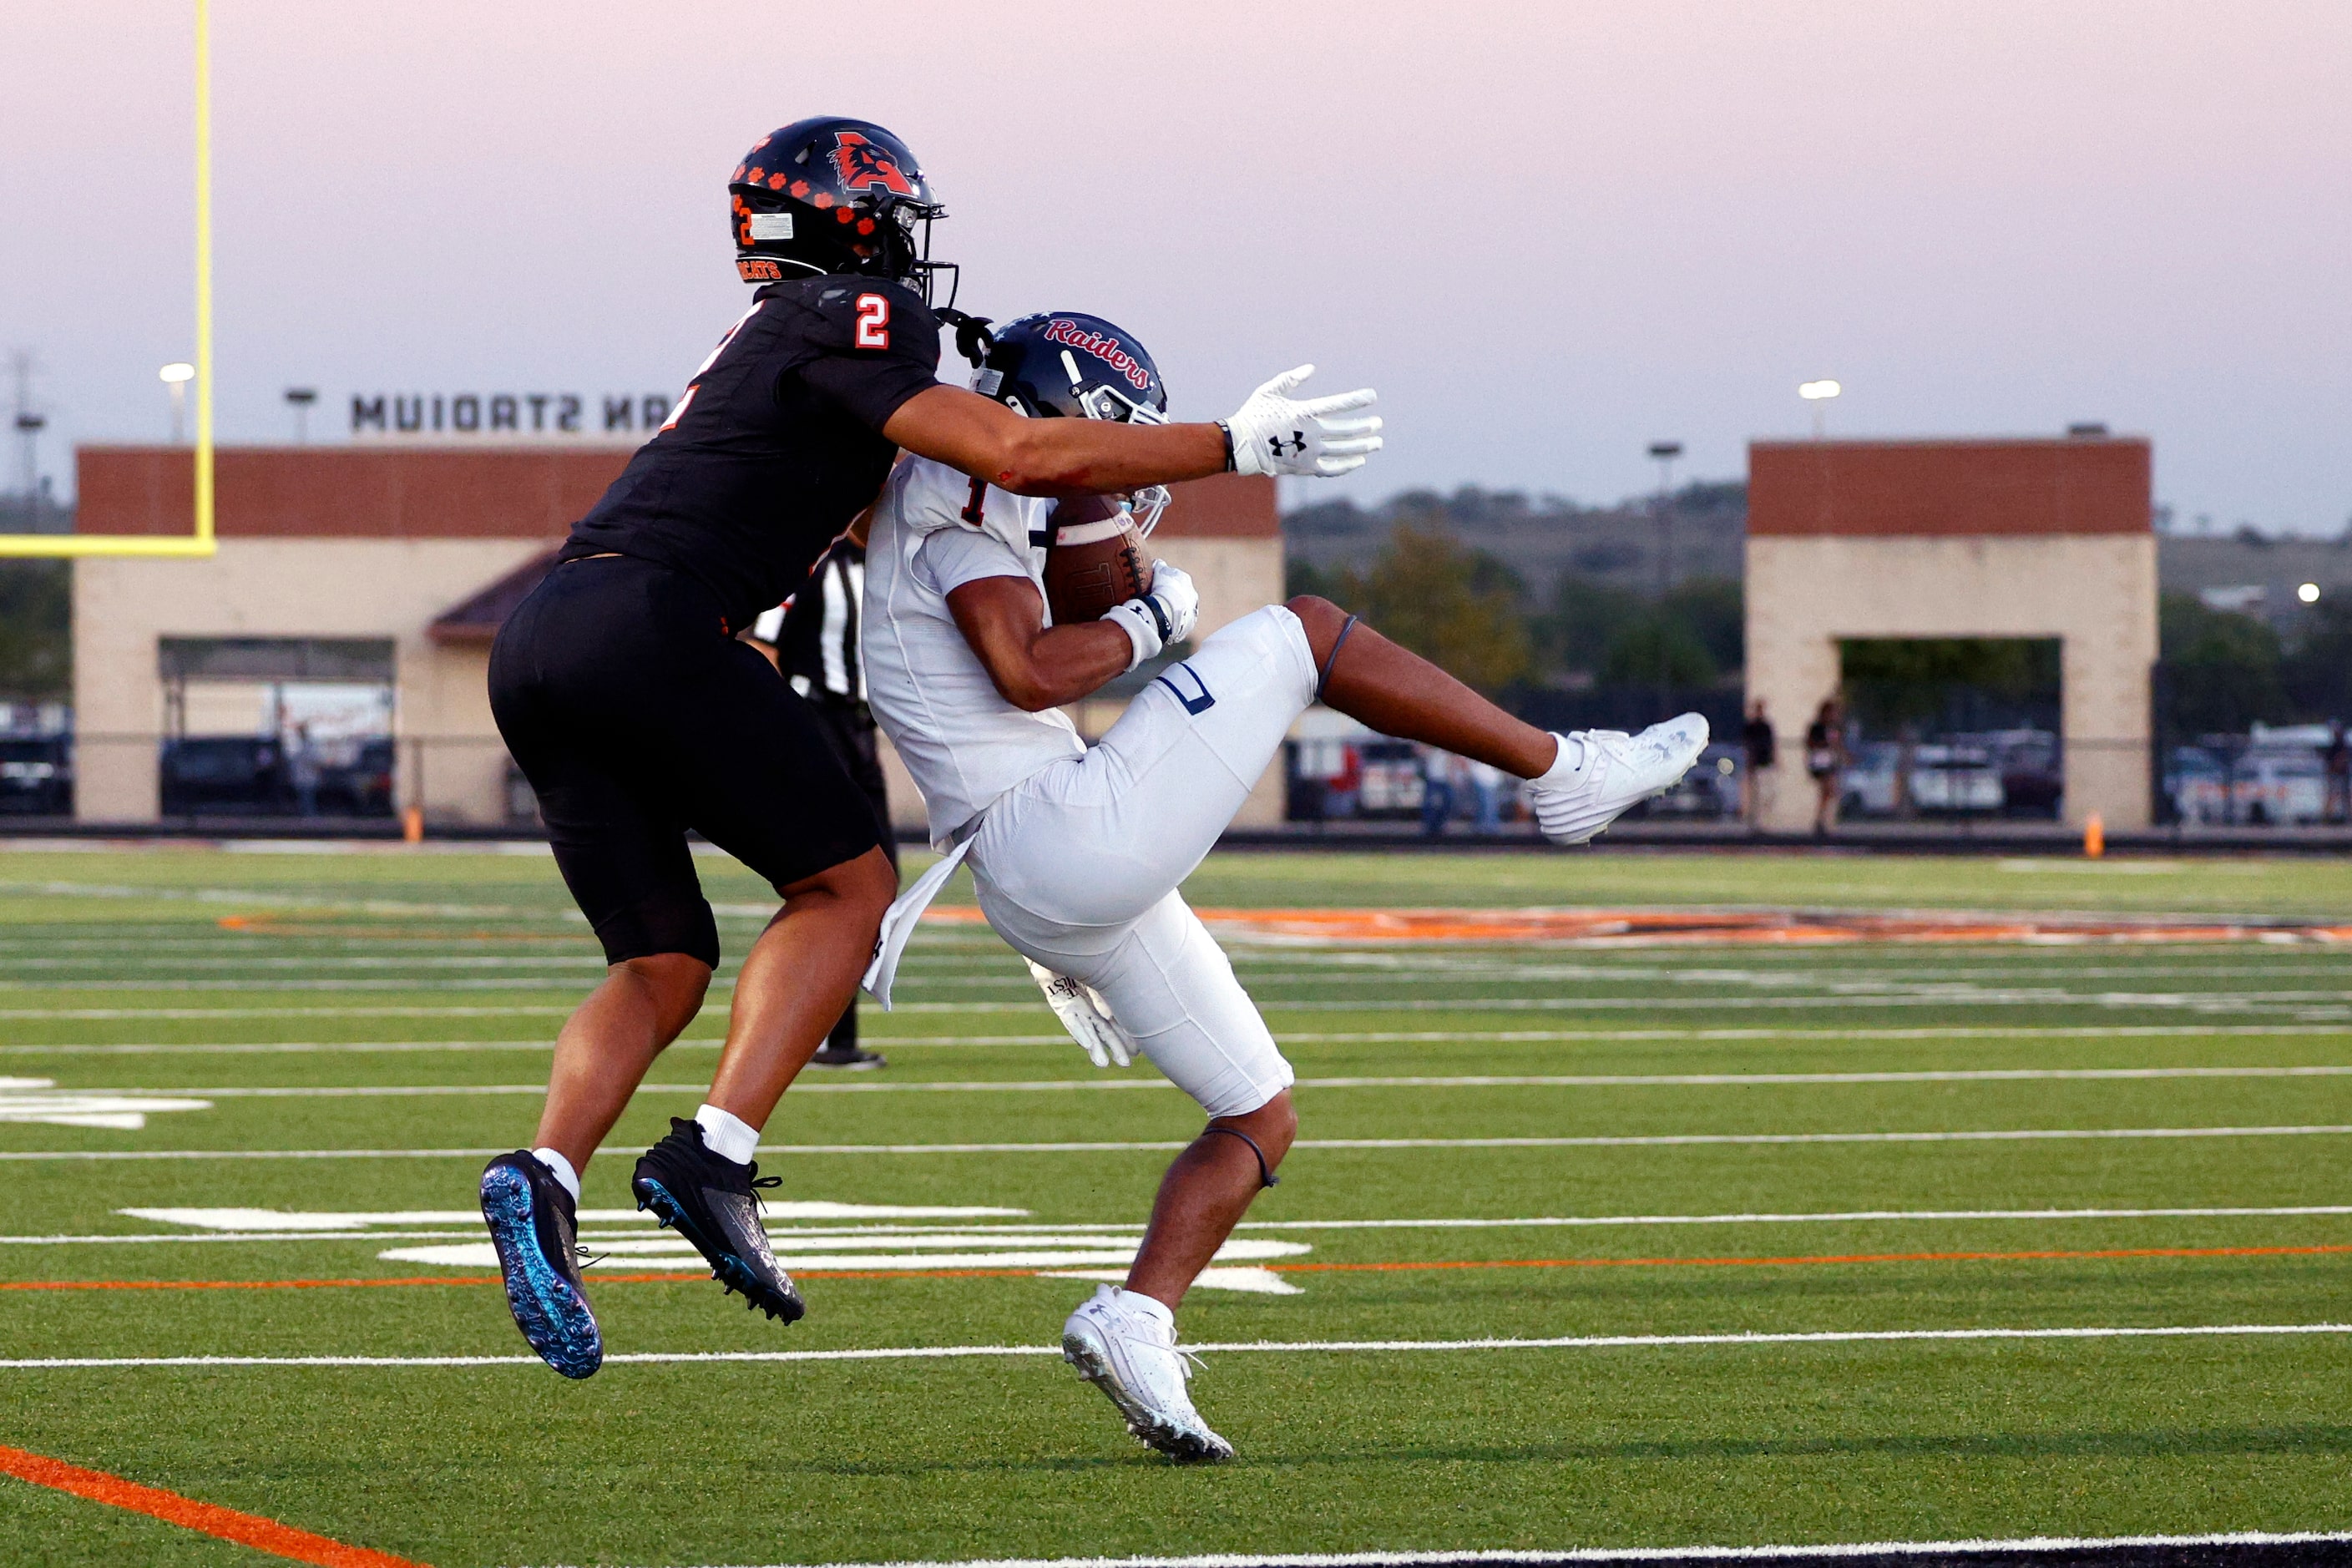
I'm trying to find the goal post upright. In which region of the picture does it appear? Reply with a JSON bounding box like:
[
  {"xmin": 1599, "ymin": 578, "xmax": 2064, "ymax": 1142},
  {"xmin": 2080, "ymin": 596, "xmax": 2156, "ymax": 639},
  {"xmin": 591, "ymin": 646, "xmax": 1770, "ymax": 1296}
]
[{"xmin": 0, "ymin": 0, "xmax": 218, "ymax": 559}]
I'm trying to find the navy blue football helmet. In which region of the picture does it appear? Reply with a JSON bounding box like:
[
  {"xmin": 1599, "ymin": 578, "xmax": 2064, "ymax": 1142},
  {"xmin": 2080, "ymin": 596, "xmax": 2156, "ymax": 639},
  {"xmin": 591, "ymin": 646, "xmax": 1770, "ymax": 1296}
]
[
  {"xmin": 973, "ymin": 311, "xmax": 1171, "ymax": 533},
  {"xmin": 728, "ymin": 118, "xmax": 952, "ymax": 303}
]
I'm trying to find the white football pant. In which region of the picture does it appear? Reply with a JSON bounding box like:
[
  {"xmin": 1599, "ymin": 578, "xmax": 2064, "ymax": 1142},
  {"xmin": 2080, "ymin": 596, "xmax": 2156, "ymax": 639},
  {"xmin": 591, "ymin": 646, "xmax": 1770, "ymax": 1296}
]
[{"xmin": 969, "ymin": 605, "xmax": 1317, "ymax": 1119}]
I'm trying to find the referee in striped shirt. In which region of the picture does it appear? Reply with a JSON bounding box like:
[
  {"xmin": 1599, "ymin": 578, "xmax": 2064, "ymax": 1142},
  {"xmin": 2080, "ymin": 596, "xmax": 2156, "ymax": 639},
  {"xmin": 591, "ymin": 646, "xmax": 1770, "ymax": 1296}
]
[{"xmin": 752, "ymin": 538, "xmax": 894, "ymax": 1069}]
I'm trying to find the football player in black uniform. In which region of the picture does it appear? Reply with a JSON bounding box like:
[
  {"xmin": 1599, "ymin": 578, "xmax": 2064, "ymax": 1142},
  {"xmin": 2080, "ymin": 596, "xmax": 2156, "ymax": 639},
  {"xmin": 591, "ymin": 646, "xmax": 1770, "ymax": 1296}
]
[{"xmin": 476, "ymin": 115, "xmax": 1383, "ymax": 1379}]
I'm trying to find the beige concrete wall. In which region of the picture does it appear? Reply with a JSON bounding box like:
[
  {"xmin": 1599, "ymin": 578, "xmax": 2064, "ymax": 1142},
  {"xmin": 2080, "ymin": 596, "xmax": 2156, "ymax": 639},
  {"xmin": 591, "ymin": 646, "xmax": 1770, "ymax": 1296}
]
[
  {"xmin": 873, "ymin": 534, "xmax": 1289, "ymax": 837},
  {"xmin": 74, "ymin": 537, "xmax": 549, "ymax": 825},
  {"xmin": 1745, "ymin": 533, "xmax": 2159, "ymax": 831}
]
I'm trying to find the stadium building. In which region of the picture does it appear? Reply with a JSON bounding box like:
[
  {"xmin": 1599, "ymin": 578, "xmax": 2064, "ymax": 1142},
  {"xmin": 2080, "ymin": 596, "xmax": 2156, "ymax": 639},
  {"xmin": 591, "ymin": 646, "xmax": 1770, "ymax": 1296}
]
[
  {"xmin": 1745, "ymin": 434, "xmax": 2157, "ymax": 832},
  {"xmin": 68, "ymin": 445, "xmax": 1283, "ymax": 831}
]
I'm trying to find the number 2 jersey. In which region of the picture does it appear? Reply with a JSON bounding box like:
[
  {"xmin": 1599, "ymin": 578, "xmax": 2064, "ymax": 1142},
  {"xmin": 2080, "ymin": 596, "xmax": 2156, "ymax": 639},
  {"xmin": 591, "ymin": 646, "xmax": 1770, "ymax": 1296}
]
[
  {"xmin": 559, "ymin": 276, "xmax": 941, "ymax": 632},
  {"xmin": 861, "ymin": 456, "xmax": 1086, "ymax": 847}
]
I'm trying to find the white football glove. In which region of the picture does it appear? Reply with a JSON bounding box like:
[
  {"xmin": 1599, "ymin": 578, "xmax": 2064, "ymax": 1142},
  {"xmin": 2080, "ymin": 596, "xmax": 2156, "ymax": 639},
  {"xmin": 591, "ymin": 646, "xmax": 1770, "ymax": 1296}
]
[
  {"xmin": 1027, "ymin": 959, "xmax": 1135, "ymax": 1068},
  {"xmin": 1222, "ymin": 365, "xmax": 1383, "ymax": 478},
  {"xmin": 1102, "ymin": 561, "xmax": 1199, "ymax": 670}
]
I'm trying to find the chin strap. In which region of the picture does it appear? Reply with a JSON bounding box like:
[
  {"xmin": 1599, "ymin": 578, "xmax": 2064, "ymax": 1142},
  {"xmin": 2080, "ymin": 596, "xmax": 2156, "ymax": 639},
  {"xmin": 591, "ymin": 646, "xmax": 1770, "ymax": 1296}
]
[
  {"xmin": 1199, "ymin": 1125, "xmax": 1280, "ymax": 1188},
  {"xmin": 935, "ymin": 307, "xmax": 996, "ymax": 367}
]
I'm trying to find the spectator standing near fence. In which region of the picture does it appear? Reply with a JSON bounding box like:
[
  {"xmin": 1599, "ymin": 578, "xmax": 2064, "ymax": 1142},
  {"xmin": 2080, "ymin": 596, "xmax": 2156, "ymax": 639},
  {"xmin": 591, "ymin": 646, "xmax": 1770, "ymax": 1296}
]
[
  {"xmin": 1805, "ymin": 697, "xmax": 1845, "ymax": 837},
  {"xmin": 2326, "ymin": 721, "xmax": 2350, "ymax": 825},
  {"xmin": 290, "ymin": 723, "xmax": 321, "ymax": 818},
  {"xmin": 1419, "ymin": 747, "xmax": 1459, "ymax": 837},
  {"xmin": 1741, "ymin": 698, "xmax": 1776, "ymax": 832},
  {"xmin": 752, "ymin": 538, "xmax": 893, "ymax": 1070}
]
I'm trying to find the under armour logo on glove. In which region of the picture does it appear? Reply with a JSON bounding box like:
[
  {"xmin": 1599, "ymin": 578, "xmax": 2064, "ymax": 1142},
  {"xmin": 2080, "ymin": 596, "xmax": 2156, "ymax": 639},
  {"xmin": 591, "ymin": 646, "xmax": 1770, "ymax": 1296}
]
[{"xmin": 1222, "ymin": 365, "xmax": 1383, "ymax": 478}]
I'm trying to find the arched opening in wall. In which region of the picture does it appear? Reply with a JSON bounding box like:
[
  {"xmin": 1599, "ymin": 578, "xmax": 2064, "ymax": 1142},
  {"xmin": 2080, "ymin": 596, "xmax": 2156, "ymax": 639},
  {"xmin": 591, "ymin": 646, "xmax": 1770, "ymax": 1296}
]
[{"xmin": 1834, "ymin": 638, "xmax": 2062, "ymax": 821}]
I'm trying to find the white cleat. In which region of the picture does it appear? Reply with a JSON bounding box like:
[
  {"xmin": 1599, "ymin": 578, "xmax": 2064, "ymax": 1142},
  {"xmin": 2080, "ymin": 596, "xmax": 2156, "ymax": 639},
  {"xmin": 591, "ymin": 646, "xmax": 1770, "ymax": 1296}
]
[
  {"xmin": 1060, "ymin": 1284, "xmax": 1234, "ymax": 1463},
  {"xmin": 1526, "ymin": 714, "xmax": 1710, "ymax": 845}
]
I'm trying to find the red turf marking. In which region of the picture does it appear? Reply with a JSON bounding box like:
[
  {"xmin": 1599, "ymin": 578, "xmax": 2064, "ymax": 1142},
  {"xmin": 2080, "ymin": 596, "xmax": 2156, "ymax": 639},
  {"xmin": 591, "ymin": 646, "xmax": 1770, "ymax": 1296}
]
[
  {"xmin": 0, "ymin": 1442, "xmax": 426, "ymax": 1566},
  {"xmin": 1266, "ymin": 1243, "xmax": 2352, "ymax": 1275}
]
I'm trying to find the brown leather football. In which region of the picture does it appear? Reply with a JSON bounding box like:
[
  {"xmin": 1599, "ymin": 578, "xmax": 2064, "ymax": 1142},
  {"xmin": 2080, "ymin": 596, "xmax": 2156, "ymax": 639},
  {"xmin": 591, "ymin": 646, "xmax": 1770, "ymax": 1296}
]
[{"xmin": 1043, "ymin": 497, "xmax": 1154, "ymax": 625}]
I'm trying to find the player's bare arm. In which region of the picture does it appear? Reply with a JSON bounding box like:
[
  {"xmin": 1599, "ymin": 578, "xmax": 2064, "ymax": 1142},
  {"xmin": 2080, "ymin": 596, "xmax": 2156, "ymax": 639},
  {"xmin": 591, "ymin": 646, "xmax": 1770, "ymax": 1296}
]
[
  {"xmin": 884, "ymin": 362, "xmax": 1384, "ymax": 496},
  {"xmin": 887, "ymin": 386, "xmax": 1222, "ymax": 495},
  {"xmin": 944, "ymin": 574, "xmax": 1130, "ymax": 711}
]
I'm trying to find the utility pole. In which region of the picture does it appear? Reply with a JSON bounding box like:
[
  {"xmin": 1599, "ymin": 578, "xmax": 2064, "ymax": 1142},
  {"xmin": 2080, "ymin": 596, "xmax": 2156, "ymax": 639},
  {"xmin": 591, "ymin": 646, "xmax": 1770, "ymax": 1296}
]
[{"xmin": 1646, "ymin": 440, "xmax": 1682, "ymax": 711}]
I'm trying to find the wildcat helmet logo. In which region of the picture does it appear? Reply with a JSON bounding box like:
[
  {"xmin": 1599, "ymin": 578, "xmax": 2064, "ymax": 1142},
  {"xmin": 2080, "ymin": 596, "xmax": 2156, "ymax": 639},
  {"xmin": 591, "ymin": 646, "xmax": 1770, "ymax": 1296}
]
[{"xmin": 830, "ymin": 132, "xmax": 917, "ymax": 196}]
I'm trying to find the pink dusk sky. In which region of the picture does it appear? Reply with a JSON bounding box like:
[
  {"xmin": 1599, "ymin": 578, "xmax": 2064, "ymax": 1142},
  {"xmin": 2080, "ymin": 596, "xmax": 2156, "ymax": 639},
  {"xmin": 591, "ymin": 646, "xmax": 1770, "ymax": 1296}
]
[{"xmin": 8, "ymin": 0, "xmax": 2349, "ymax": 530}]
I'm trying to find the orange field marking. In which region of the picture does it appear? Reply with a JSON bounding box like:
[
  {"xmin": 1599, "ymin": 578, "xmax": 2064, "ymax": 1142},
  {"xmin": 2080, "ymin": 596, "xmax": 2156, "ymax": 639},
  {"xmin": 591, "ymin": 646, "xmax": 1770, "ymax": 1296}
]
[
  {"xmin": 912, "ymin": 903, "xmax": 2352, "ymax": 947},
  {"xmin": 8, "ymin": 1243, "xmax": 2346, "ymax": 1295},
  {"xmin": 218, "ymin": 904, "xmax": 2352, "ymax": 947},
  {"xmin": 1263, "ymin": 1243, "xmax": 2352, "ymax": 1275},
  {"xmin": 0, "ymin": 1441, "xmax": 426, "ymax": 1566}
]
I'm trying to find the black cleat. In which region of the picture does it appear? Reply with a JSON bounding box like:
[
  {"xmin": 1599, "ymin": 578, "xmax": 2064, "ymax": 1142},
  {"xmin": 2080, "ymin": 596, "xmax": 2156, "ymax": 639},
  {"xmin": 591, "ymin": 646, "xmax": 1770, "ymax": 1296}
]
[
  {"xmin": 808, "ymin": 1046, "xmax": 888, "ymax": 1070},
  {"xmin": 630, "ymin": 1118, "xmax": 805, "ymax": 1323},
  {"xmin": 478, "ymin": 1151, "xmax": 602, "ymax": 1378}
]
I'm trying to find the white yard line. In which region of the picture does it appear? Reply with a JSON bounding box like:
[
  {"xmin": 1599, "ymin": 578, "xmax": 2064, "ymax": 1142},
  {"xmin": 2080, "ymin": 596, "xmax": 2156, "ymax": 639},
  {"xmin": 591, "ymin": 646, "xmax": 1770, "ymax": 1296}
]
[
  {"xmin": 4, "ymin": 1203, "xmax": 2348, "ymax": 1247},
  {"xmin": 605, "ymin": 1531, "xmax": 2352, "ymax": 1568},
  {"xmin": 8, "ymin": 1024, "xmax": 2350, "ymax": 1055},
  {"xmin": 5, "ymin": 1124, "xmax": 2352, "ymax": 1161},
  {"xmin": 80, "ymin": 1065, "xmax": 2352, "ymax": 1099},
  {"xmin": 3, "ymin": 1322, "xmax": 2346, "ymax": 1371}
]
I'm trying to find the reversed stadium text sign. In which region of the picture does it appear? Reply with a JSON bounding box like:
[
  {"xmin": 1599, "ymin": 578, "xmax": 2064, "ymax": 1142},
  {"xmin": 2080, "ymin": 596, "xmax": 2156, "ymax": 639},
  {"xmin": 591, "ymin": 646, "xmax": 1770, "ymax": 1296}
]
[{"xmin": 349, "ymin": 392, "xmax": 678, "ymax": 441}]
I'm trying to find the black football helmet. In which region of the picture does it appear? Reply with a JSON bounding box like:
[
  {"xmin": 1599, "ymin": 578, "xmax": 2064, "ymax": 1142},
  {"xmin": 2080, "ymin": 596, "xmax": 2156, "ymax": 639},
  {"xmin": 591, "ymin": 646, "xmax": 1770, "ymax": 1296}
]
[
  {"xmin": 974, "ymin": 311, "xmax": 1171, "ymax": 533},
  {"xmin": 728, "ymin": 117, "xmax": 952, "ymax": 303}
]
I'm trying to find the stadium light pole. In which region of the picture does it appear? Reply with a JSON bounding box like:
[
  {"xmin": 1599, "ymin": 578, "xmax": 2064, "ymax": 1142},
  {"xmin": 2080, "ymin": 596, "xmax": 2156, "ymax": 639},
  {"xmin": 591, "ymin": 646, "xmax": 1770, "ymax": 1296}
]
[
  {"xmin": 285, "ymin": 387, "xmax": 317, "ymax": 444},
  {"xmin": 12, "ymin": 413, "xmax": 42, "ymax": 506},
  {"xmin": 1799, "ymin": 378, "xmax": 1841, "ymax": 439},
  {"xmin": 161, "ymin": 362, "xmax": 195, "ymax": 443},
  {"xmin": 1647, "ymin": 440, "xmax": 1682, "ymax": 711}
]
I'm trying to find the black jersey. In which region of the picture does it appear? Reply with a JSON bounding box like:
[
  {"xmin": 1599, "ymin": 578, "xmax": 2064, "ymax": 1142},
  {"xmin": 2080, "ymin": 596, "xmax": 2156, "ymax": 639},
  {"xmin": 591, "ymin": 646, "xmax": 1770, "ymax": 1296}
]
[{"xmin": 561, "ymin": 275, "xmax": 940, "ymax": 629}]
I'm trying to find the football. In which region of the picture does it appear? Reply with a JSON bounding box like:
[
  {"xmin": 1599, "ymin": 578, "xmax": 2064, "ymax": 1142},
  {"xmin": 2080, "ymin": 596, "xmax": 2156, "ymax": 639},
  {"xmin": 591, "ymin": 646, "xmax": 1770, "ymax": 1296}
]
[{"xmin": 1042, "ymin": 497, "xmax": 1154, "ymax": 625}]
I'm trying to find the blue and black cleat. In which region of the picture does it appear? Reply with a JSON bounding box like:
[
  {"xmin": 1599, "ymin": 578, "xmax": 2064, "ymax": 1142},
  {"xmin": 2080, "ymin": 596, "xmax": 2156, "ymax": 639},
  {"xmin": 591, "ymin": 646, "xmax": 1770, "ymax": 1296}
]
[
  {"xmin": 631, "ymin": 1117, "xmax": 805, "ymax": 1323},
  {"xmin": 478, "ymin": 1151, "xmax": 602, "ymax": 1378}
]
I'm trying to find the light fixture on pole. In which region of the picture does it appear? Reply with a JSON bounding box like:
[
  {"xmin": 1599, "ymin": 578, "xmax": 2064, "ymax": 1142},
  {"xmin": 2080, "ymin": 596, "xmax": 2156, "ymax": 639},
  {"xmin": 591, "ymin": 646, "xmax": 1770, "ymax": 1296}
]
[
  {"xmin": 2299, "ymin": 582, "xmax": 2322, "ymax": 605},
  {"xmin": 1798, "ymin": 378, "xmax": 1840, "ymax": 439},
  {"xmin": 12, "ymin": 412, "xmax": 44, "ymax": 505},
  {"xmin": 160, "ymin": 362, "xmax": 196, "ymax": 444},
  {"xmin": 284, "ymin": 387, "xmax": 318, "ymax": 444},
  {"xmin": 1646, "ymin": 440, "xmax": 1683, "ymax": 707}
]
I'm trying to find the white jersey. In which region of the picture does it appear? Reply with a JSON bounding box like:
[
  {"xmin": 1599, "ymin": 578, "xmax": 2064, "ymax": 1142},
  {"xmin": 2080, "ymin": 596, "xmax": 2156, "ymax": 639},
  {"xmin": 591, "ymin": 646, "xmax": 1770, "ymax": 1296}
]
[{"xmin": 862, "ymin": 455, "xmax": 1086, "ymax": 847}]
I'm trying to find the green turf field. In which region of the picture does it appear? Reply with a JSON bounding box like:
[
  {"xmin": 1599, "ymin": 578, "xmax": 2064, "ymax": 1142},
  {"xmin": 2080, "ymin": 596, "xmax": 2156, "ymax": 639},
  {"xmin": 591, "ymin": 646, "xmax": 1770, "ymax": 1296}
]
[{"xmin": 0, "ymin": 844, "xmax": 2348, "ymax": 1565}]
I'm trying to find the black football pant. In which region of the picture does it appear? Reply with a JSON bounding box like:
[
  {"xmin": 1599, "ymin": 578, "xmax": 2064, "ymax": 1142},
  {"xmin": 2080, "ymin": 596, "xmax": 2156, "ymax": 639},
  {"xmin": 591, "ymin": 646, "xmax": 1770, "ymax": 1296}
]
[{"xmin": 489, "ymin": 554, "xmax": 883, "ymax": 969}]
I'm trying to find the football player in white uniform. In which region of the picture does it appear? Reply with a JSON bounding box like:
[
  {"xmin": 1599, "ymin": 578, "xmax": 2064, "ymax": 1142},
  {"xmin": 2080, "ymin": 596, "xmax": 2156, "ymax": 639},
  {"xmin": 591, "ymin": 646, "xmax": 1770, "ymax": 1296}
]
[{"xmin": 860, "ymin": 312, "xmax": 1705, "ymax": 1461}]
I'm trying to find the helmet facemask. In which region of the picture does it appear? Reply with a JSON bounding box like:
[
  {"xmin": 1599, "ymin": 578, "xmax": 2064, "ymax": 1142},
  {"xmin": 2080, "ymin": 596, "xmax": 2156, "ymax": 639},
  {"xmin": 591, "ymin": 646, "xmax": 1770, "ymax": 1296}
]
[{"xmin": 1054, "ymin": 349, "xmax": 1170, "ymax": 537}]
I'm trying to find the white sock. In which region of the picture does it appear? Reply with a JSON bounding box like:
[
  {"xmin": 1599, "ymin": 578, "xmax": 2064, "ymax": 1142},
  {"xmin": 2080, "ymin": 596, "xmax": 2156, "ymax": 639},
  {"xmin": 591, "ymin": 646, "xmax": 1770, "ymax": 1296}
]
[
  {"xmin": 694, "ymin": 1103, "xmax": 761, "ymax": 1165},
  {"xmin": 1537, "ymin": 732, "xmax": 1588, "ymax": 783},
  {"xmin": 529, "ymin": 1146, "xmax": 581, "ymax": 1204}
]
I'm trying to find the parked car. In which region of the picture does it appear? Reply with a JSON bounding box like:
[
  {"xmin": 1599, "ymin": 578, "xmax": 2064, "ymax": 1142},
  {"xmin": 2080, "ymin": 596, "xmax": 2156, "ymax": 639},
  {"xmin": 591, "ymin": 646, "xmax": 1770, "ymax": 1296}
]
[
  {"xmin": 2165, "ymin": 746, "xmax": 2230, "ymax": 823},
  {"xmin": 320, "ymin": 737, "xmax": 396, "ymax": 817},
  {"xmin": 159, "ymin": 737, "xmax": 287, "ymax": 814},
  {"xmin": 1839, "ymin": 740, "xmax": 2003, "ymax": 817},
  {"xmin": 1838, "ymin": 741, "xmax": 1901, "ymax": 817},
  {"xmin": 1976, "ymin": 729, "xmax": 2062, "ymax": 817},
  {"xmin": 1908, "ymin": 743, "xmax": 2004, "ymax": 814},
  {"xmin": 1353, "ymin": 740, "xmax": 1425, "ymax": 818},
  {"xmin": 2233, "ymin": 746, "xmax": 2328, "ymax": 825},
  {"xmin": 1644, "ymin": 743, "xmax": 1742, "ymax": 818},
  {"xmin": 0, "ymin": 736, "xmax": 71, "ymax": 814}
]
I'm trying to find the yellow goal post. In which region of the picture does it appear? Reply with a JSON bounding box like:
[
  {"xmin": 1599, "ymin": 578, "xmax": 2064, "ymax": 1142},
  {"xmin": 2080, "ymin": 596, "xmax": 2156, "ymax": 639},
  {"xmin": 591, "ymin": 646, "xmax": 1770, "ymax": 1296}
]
[{"xmin": 0, "ymin": 0, "xmax": 216, "ymax": 559}]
